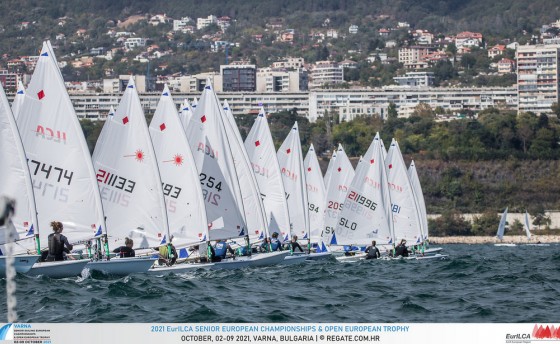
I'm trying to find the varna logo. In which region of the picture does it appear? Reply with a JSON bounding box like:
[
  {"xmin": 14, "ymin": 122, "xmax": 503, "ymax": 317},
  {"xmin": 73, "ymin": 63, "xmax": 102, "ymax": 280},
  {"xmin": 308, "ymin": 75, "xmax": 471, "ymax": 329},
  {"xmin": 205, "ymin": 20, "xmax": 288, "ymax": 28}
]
[
  {"xmin": 533, "ymin": 324, "xmax": 560, "ymax": 339},
  {"xmin": 0, "ymin": 323, "xmax": 14, "ymax": 340}
]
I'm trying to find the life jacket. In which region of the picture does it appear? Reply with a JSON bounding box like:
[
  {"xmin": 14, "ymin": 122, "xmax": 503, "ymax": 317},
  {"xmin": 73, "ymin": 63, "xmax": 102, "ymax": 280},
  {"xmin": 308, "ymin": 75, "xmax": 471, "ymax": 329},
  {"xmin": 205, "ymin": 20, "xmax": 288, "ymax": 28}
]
[
  {"xmin": 48, "ymin": 233, "xmax": 64, "ymax": 259},
  {"xmin": 366, "ymin": 246, "xmax": 379, "ymax": 258},
  {"xmin": 214, "ymin": 242, "xmax": 227, "ymax": 258},
  {"xmin": 270, "ymin": 238, "xmax": 281, "ymax": 251}
]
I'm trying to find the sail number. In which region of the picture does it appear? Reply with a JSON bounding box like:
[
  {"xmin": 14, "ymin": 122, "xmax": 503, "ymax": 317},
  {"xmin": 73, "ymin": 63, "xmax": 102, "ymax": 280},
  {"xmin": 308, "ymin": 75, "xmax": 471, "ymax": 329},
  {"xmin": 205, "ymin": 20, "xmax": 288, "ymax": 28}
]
[
  {"xmin": 339, "ymin": 217, "xmax": 357, "ymax": 230},
  {"xmin": 328, "ymin": 201, "xmax": 342, "ymax": 210},
  {"xmin": 162, "ymin": 183, "xmax": 181, "ymax": 199},
  {"xmin": 309, "ymin": 203, "xmax": 320, "ymax": 213},
  {"xmin": 96, "ymin": 169, "xmax": 136, "ymax": 193},
  {"xmin": 199, "ymin": 173, "xmax": 222, "ymax": 191},
  {"xmin": 30, "ymin": 159, "xmax": 74, "ymax": 185},
  {"xmin": 347, "ymin": 191, "xmax": 377, "ymax": 211},
  {"xmin": 391, "ymin": 204, "xmax": 401, "ymax": 213}
]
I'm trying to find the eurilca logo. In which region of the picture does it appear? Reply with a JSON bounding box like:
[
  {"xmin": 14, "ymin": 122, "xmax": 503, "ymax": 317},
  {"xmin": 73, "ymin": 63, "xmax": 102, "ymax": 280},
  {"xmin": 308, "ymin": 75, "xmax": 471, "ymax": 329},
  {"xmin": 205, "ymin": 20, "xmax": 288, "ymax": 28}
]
[
  {"xmin": 533, "ymin": 324, "xmax": 560, "ymax": 339},
  {"xmin": 0, "ymin": 323, "xmax": 14, "ymax": 340}
]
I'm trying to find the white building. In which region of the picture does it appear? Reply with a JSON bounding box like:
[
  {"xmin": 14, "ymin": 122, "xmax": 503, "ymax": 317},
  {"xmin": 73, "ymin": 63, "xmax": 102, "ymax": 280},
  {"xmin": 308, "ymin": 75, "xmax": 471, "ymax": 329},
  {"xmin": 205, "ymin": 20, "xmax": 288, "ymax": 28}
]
[
  {"xmin": 173, "ymin": 17, "xmax": 193, "ymax": 31},
  {"xmin": 309, "ymin": 61, "xmax": 344, "ymax": 89},
  {"xmin": 197, "ymin": 15, "xmax": 218, "ymax": 30},
  {"xmin": 349, "ymin": 25, "xmax": 358, "ymax": 34},
  {"xmin": 179, "ymin": 72, "xmax": 222, "ymax": 93},
  {"xmin": 124, "ymin": 37, "xmax": 147, "ymax": 50},
  {"xmin": 393, "ymin": 72, "xmax": 435, "ymax": 87},
  {"xmin": 256, "ymin": 68, "xmax": 308, "ymax": 92},
  {"xmin": 517, "ymin": 44, "xmax": 560, "ymax": 115},
  {"xmin": 271, "ymin": 57, "xmax": 305, "ymax": 69}
]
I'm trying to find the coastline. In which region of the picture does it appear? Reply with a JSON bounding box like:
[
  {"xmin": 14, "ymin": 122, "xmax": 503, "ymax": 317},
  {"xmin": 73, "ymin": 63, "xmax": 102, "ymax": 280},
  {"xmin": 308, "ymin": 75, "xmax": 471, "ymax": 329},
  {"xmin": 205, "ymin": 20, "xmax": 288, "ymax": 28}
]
[{"xmin": 429, "ymin": 235, "xmax": 560, "ymax": 244}]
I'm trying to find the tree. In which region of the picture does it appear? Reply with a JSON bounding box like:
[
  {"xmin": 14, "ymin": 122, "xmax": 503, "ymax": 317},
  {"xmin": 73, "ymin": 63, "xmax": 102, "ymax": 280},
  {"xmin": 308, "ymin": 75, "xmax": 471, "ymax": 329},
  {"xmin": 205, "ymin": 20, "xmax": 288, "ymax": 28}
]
[
  {"xmin": 387, "ymin": 102, "xmax": 398, "ymax": 120},
  {"xmin": 429, "ymin": 209, "xmax": 471, "ymax": 236},
  {"xmin": 411, "ymin": 103, "xmax": 434, "ymax": 119},
  {"xmin": 552, "ymin": 103, "xmax": 560, "ymax": 118},
  {"xmin": 516, "ymin": 112, "xmax": 537, "ymax": 153},
  {"xmin": 471, "ymin": 211, "xmax": 500, "ymax": 236}
]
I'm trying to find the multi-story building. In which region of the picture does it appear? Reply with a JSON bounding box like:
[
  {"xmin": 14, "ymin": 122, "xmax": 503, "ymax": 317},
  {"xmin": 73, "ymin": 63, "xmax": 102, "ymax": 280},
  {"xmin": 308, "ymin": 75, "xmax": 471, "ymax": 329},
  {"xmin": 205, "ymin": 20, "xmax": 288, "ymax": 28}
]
[
  {"xmin": 197, "ymin": 15, "xmax": 217, "ymax": 30},
  {"xmin": 220, "ymin": 64, "xmax": 256, "ymax": 92},
  {"xmin": 309, "ymin": 61, "xmax": 344, "ymax": 89},
  {"xmin": 455, "ymin": 31, "xmax": 483, "ymax": 49},
  {"xmin": 498, "ymin": 58, "xmax": 516, "ymax": 74},
  {"xmin": 179, "ymin": 72, "xmax": 222, "ymax": 93},
  {"xmin": 256, "ymin": 68, "xmax": 308, "ymax": 92},
  {"xmin": 398, "ymin": 46, "xmax": 434, "ymax": 66},
  {"xmin": 103, "ymin": 75, "xmax": 155, "ymax": 93},
  {"xmin": 124, "ymin": 37, "xmax": 147, "ymax": 50},
  {"xmin": 517, "ymin": 44, "xmax": 560, "ymax": 115},
  {"xmin": 271, "ymin": 57, "xmax": 305, "ymax": 69},
  {"xmin": 173, "ymin": 17, "xmax": 193, "ymax": 32},
  {"xmin": 0, "ymin": 70, "xmax": 18, "ymax": 91},
  {"xmin": 393, "ymin": 72, "xmax": 435, "ymax": 87}
]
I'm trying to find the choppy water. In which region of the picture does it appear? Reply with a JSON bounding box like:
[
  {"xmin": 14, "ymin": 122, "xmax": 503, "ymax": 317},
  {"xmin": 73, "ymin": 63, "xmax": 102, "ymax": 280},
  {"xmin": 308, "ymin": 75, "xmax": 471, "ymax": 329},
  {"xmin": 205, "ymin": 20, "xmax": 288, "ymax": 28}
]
[{"xmin": 1, "ymin": 244, "xmax": 559, "ymax": 323}]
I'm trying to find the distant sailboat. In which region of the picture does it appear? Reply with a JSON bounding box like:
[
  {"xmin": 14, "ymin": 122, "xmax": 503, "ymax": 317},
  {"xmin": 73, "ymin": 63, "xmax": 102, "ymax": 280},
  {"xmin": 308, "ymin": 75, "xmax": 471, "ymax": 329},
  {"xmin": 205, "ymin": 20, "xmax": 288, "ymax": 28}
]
[
  {"xmin": 494, "ymin": 207, "xmax": 515, "ymax": 247},
  {"xmin": 324, "ymin": 149, "xmax": 337, "ymax": 189},
  {"xmin": 178, "ymin": 99, "xmax": 193, "ymax": 133},
  {"xmin": 524, "ymin": 211, "xmax": 531, "ymax": 241},
  {"xmin": 408, "ymin": 160, "xmax": 429, "ymax": 241},
  {"xmin": 304, "ymin": 144, "xmax": 326, "ymax": 243}
]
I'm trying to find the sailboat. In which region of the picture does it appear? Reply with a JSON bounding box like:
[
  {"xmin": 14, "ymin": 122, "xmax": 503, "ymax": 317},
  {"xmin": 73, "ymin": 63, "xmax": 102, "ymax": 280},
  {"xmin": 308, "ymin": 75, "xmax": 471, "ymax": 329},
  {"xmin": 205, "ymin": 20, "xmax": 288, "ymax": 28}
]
[
  {"xmin": 148, "ymin": 86, "xmax": 208, "ymax": 255},
  {"xmin": 0, "ymin": 83, "xmax": 40, "ymax": 275},
  {"xmin": 177, "ymin": 98, "xmax": 193, "ymax": 133},
  {"xmin": 90, "ymin": 76, "xmax": 169, "ymax": 275},
  {"xmin": 322, "ymin": 144, "xmax": 355, "ymax": 247},
  {"xmin": 11, "ymin": 81, "xmax": 25, "ymax": 120},
  {"xmin": 303, "ymin": 144, "xmax": 332, "ymax": 259},
  {"xmin": 324, "ymin": 149, "xmax": 337, "ymax": 189},
  {"xmin": 385, "ymin": 139, "xmax": 423, "ymax": 246},
  {"xmin": 524, "ymin": 211, "xmax": 531, "ymax": 241},
  {"xmin": 222, "ymin": 100, "xmax": 268, "ymax": 243},
  {"xmin": 277, "ymin": 122, "xmax": 311, "ymax": 265},
  {"xmin": 494, "ymin": 207, "xmax": 515, "ymax": 246},
  {"xmin": 244, "ymin": 107, "xmax": 291, "ymax": 242},
  {"xmin": 150, "ymin": 82, "xmax": 287, "ymax": 273},
  {"xmin": 16, "ymin": 42, "xmax": 98, "ymax": 277},
  {"xmin": 334, "ymin": 133, "xmax": 395, "ymax": 262}
]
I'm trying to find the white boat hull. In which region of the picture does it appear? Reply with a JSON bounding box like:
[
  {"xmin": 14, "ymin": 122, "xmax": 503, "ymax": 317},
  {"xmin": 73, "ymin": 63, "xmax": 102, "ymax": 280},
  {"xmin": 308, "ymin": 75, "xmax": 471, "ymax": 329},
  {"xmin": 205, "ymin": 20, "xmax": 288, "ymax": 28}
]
[
  {"xmin": 336, "ymin": 252, "xmax": 366, "ymax": 262},
  {"xmin": 148, "ymin": 251, "xmax": 289, "ymax": 274},
  {"xmin": 283, "ymin": 253, "xmax": 308, "ymax": 265},
  {"xmin": 0, "ymin": 255, "xmax": 40, "ymax": 275},
  {"xmin": 494, "ymin": 243, "xmax": 517, "ymax": 247},
  {"xmin": 307, "ymin": 251, "xmax": 333, "ymax": 260},
  {"xmin": 86, "ymin": 257, "xmax": 157, "ymax": 275},
  {"xmin": 411, "ymin": 253, "xmax": 449, "ymax": 260},
  {"xmin": 27, "ymin": 260, "xmax": 89, "ymax": 278}
]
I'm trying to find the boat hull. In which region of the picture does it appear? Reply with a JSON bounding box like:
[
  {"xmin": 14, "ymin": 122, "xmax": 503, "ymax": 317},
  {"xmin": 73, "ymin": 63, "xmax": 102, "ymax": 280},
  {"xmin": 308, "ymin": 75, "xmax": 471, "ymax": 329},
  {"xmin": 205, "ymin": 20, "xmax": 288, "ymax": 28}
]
[
  {"xmin": 148, "ymin": 251, "xmax": 289, "ymax": 274},
  {"xmin": 27, "ymin": 260, "xmax": 89, "ymax": 278},
  {"xmin": 282, "ymin": 253, "xmax": 308, "ymax": 265},
  {"xmin": 307, "ymin": 252, "xmax": 333, "ymax": 260},
  {"xmin": 336, "ymin": 252, "xmax": 366, "ymax": 262},
  {"xmin": 86, "ymin": 257, "xmax": 157, "ymax": 275},
  {"xmin": 0, "ymin": 255, "xmax": 40, "ymax": 275}
]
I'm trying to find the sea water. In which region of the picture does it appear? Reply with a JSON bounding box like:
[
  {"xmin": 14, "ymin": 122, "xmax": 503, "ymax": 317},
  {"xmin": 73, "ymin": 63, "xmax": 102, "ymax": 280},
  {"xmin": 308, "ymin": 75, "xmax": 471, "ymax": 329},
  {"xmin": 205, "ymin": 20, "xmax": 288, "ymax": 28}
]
[{"xmin": 1, "ymin": 244, "xmax": 559, "ymax": 323}]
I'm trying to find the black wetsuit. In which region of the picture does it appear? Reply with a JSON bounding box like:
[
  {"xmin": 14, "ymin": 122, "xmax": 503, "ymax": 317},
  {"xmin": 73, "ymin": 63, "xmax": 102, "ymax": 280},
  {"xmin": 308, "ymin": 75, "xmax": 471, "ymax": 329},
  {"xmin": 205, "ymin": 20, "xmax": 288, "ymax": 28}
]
[
  {"xmin": 394, "ymin": 244, "xmax": 409, "ymax": 257},
  {"xmin": 291, "ymin": 241, "xmax": 304, "ymax": 253},
  {"xmin": 365, "ymin": 245, "xmax": 381, "ymax": 259},
  {"xmin": 46, "ymin": 233, "xmax": 72, "ymax": 261},
  {"xmin": 113, "ymin": 246, "xmax": 135, "ymax": 258}
]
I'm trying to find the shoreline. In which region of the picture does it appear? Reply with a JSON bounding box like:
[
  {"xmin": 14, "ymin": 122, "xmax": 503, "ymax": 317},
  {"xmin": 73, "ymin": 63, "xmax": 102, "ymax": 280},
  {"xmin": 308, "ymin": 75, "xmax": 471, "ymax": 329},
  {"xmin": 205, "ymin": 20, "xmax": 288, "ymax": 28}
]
[{"xmin": 429, "ymin": 235, "xmax": 560, "ymax": 244}]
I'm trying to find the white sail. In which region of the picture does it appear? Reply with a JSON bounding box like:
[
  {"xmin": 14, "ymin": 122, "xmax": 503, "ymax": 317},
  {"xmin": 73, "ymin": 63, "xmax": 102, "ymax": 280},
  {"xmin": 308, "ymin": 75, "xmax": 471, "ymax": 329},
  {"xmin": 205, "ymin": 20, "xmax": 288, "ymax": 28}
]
[
  {"xmin": 244, "ymin": 107, "xmax": 291, "ymax": 240},
  {"xmin": 303, "ymin": 144, "xmax": 326, "ymax": 242},
  {"xmin": 222, "ymin": 100, "xmax": 268, "ymax": 239},
  {"xmin": 92, "ymin": 77, "xmax": 169, "ymax": 249},
  {"xmin": 334, "ymin": 133, "xmax": 395, "ymax": 246},
  {"xmin": 11, "ymin": 81, "xmax": 25, "ymax": 120},
  {"xmin": 324, "ymin": 149, "xmax": 337, "ymax": 189},
  {"xmin": 16, "ymin": 41, "xmax": 105, "ymax": 249},
  {"xmin": 178, "ymin": 99, "xmax": 193, "ymax": 134},
  {"xmin": 185, "ymin": 82, "xmax": 246, "ymax": 241},
  {"xmin": 408, "ymin": 160, "xmax": 429, "ymax": 241},
  {"xmin": 191, "ymin": 97, "xmax": 198, "ymax": 110},
  {"xmin": 496, "ymin": 207, "xmax": 508, "ymax": 240},
  {"xmin": 0, "ymin": 83, "xmax": 38, "ymax": 253},
  {"xmin": 277, "ymin": 122, "xmax": 309, "ymax": 240},
  {"xmin": 322, "ymin": 144, "xmax": 354, "ymax": 245},
  {"xmin": 385, "ymin": 139, "xmax": 422, "ymax": 245},
  {"xmin": 524, "ymin": 211, "xmax": 531, "ymax": 240},
  {"xmin": 149, "ymin": 86, "xmax": 208, "ymax": 247}
]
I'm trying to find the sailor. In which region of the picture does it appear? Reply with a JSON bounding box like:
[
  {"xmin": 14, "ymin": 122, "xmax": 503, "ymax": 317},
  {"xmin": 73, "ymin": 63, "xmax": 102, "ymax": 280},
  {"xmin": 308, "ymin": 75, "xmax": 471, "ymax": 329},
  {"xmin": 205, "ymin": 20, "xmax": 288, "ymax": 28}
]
[
  {"xmin": 46, "ymin": 221, "xmax": 73, "ymax": 262},
  {"xmin": 113, "ymin": 237, "xmax": 135, "ymax": 258},
  {"xmin": 290, "ymin": 235, "xmax": 304, "ymax": 253},
  {"xmin": 213, "ymin": 239, "xmax": 234, "ymax": 262},
  {"xmin": 365, "ymin": 240, "xmax": 381, "ymax": 259},
  {"xmin": 270, "ymin": 232, "xmax": 283, "ymax": 252},
  {"xmin": 394, "ymin": 239, "xmax": 409, "ymax": 257}
]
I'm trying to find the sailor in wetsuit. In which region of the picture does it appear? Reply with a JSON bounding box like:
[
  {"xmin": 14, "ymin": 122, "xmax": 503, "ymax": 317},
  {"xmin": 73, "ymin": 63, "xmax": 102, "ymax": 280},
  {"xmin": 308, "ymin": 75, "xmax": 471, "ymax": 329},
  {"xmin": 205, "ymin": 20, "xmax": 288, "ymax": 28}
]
[
  {"xmin": 46, "ymin": 221, "xmax": 73, "ymax": 262},
  {"xmin": 212, "ymin": 239, "xmax": 235, "ymax": 262},
  {"xmin": 365, "ymin": 240, "xmax": 381, "ymax": 259},
  {"xmin": 394, "ymin": 239, "xmax": 409, "ymax": 257},
  {"xmin": 290, "ymin": 235, "xmax": 304, "ymax": 253},
  {"xmin": 113, "ymin": 237, "xmax": 135, "ymax": 258}
]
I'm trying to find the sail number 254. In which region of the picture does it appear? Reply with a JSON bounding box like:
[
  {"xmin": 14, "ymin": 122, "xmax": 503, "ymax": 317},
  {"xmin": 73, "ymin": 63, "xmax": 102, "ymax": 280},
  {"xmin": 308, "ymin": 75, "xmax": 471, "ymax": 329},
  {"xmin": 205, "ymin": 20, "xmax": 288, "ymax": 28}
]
[{"xmin": 199, "ymin": 173, "xmax": 222, "ymax": 191}]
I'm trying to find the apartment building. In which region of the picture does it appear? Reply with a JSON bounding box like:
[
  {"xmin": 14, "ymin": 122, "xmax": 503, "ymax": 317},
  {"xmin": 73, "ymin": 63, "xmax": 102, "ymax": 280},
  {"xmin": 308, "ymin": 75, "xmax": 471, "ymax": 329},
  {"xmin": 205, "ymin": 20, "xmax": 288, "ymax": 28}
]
[
  {"xmin": 309, "ymin": 61, "xmax": 344, "ymax": 89},
  {"xmin": 256, "ymin": 68, "xmax": 308, "ymax": 92},
  {"xmin": 220, "ymin": 64, "xmax": 257, "ymax": 92},
  {"xmin": 517, "ymin": 44, "xmax": 560, "ymax": 115}
]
